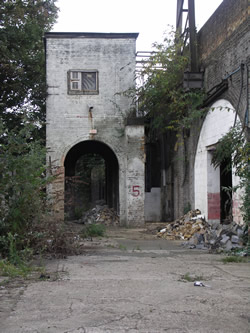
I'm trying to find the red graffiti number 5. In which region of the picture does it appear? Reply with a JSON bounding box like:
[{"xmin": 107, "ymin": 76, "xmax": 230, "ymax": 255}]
[{"xmin": 132, "ymin": 185, "xmax": 140, "ymax": 197}]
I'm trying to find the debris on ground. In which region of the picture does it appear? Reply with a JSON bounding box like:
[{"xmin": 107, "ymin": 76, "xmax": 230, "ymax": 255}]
[
  {"xmin": 76, "ymin": 202, "xmax": 119, "ymax": 226},
  {"xmin": 194, "ymin": 281, "xmax": 211, "ymax": 288},
  {"xmin": 155, "ymin": 210, "xmax": 246, "ymax": 252}
]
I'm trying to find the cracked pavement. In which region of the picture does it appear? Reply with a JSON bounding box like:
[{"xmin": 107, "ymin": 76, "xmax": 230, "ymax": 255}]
[{"xmin": 1, "ymin": 227, "xmax": 250, "ymax": 333}]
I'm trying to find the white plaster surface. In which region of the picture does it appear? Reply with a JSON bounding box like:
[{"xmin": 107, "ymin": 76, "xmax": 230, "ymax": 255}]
[
  {"xmin": 145, "ymin": 187, "xmax": 161, "ymax": 221},
  {"xmin": 46, "ymin": 34, "xmax": 145, "ymax": 225},
  {"xmin": 194, "ymin": 99, "xmax": 242, "ymax": 223}
]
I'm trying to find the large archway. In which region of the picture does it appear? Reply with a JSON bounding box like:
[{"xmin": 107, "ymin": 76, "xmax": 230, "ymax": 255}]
[
  {"xmin": 64, "ymin": 140, "xmax": 119, "ymax": 220},
  {"xmin": 194, "ymin": 99, "xmax": 243, "ymax": 225}
]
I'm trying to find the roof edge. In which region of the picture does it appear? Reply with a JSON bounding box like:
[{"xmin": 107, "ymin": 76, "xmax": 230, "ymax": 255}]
[{"xmin": 44, "ymin": 32, "xmax": 139, "ymax": 39}]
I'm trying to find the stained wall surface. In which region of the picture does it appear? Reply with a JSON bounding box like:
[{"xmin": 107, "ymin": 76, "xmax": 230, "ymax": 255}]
[
  {"xmin": 167, "ymin": 0, "xmax": 249, "ymax": 221},
  {"xmin": 45, "ymin": 33, "xmax": 145, "ymax": 226},
  {"xmin": 194, "ymin": 100, "xmax": 243, "ymax": 224}
]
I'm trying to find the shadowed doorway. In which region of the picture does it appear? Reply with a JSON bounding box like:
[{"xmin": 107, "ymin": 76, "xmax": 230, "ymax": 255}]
[{"xmin": 64, "ymin": 140, "xmax": 119, "ymax": 220}]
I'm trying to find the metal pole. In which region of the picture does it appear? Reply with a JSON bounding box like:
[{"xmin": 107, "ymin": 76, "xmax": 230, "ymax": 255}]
[
  {"xmin": 188, "ymin": 0, "xmax": 198, "ymax": 72},
  {"xmin": 176, "ymin": 0, "xmax": 184, "ymax": 33}
]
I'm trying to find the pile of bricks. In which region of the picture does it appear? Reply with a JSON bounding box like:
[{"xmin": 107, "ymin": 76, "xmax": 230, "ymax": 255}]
[
  {"xmin": 157, "ymin": 210, "xmax": 246, "ymax": 251},
  {"xmin": 80, "ymin": 204, "xmax": 119, "ymax": 226},
  {"xmin": 157, "ymin": 210, "xmax": 208, "ymax": 241}
]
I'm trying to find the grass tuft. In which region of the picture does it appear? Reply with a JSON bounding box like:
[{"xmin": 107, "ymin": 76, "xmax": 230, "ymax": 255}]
[
  {"xmin": 0, "ymin": 260, "xmax": 32, "ymax": 278},
  {"xmin": 180, "ymin": 272, "xmax": 205, "ymax": 282},
  {"xmin": 221, "ymin": 256, "xmax": 248, "ymax": 264},
  {"xmin": 81, "ymin": 224, "xmax": 106, "ymax": 238}
]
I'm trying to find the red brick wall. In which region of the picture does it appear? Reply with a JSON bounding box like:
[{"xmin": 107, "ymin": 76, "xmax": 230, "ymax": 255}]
[{"xmin": 207, "ymin": 192, "xmax": 220, "ymax": 220}]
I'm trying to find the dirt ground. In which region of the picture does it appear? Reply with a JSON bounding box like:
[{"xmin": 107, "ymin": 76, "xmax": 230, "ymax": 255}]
[{"xmin": 0, "ymin": 226, "xmax": 250, "ymax": 333}]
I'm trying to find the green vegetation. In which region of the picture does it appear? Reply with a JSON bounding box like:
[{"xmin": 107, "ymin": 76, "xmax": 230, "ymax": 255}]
[
  {"xmin": 119, "ymin": 244, "xmax": 127, "ymax": 251},
  {"xmin": 180, "ymin": 272, "xmax": 205, "ymax": 282},
  {"xmin": 0, "ymin": 122, "xmax": 48, "ymax": 259},
  {"xmin": 0, "ymin": 121, "xmax": 83, "ymax": 271},
  {"xmin": 212, "ymin": 122, "xmax": 250, "ymax": 252},
  {"xmin": 0, "ymin": 0, "xmax": 58, "ymax": 138},
  {"xmin": 221, "ymin": 256, "xmax": 249, "ymax": 264},
  {"xmin": 183, "ymin": 202, "xmax": 192, "ymax": 215},
  {"xmin": 81, "ymin": 224, "xmax": 106, "ymax": 238},
  {"xmin": 0, "ymin": 259, "xmax": 32, "ymax": 278},
  {"xmin": 0, "ymin": 1, "xmax": 62, "ymax": 278},
  {"xmin": 136, "ymin": 30, "xmax": 205, "ymax": 138}
]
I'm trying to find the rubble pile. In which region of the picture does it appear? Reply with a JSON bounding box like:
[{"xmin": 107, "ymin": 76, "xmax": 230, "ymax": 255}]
[
  {"xmin": 80, "ymin": 204, "xmax": 119, "ymax": 226},
  {"xmin": 157, "ymin": 210, "xmax": 246, "ymax": 251}
]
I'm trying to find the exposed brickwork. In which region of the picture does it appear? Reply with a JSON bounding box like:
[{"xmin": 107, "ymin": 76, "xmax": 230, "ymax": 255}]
[
  {"xmin": 197, "ymin": 0, "xmax": 249, "ymax": 119},
  {"xmin": 198, "ymin": 0, "xmax": 249, "ymax": 63},
  {"xmin": 168, "ymin": 0, "xmax": 249, "ymax": 221},
  {"xmin": 207, "ymin": 193, "xmax": 220, "ymax": 220},
  {"xmin": 45, "ymin": 33, "xmax": 145, "ymax": 226}
]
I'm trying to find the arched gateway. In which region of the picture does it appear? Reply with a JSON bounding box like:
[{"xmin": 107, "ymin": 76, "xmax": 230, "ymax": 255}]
[
  {"xmin": 45, "ymin": 32, "xmax": 145, "ymax": 226},
  {"xmin": 64, "ymin": 140, "xmax": 119, "ymax": 219},
  {"xmin": 194, "ymin": 99, "xmax": 243, "ymax": 225}
]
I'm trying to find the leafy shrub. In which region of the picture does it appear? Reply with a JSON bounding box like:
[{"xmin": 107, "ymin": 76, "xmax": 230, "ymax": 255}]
[
  {"xmin": 0, "ymin": 121, "xmax": 48, "ymax": 259},
  {"xmin": 0, "ymin": 259, "xmax": 32, "ymax": 278},
  {"xmin": 212, "ymin": 122, "xmax": 250, "ymax": 249},
  {"xmin": 81, "ymin": 224, "xmax": 106, "ymax": 238}
]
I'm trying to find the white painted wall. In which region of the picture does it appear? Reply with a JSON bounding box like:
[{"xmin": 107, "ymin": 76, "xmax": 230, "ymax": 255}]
[
  {"xmin": 145, "ymin": 188, "xmax": 161, "ymax": 221},
  {"xmin": 46, "ymin": 34, "xmax": 145, "ymax": 225},
  {"xmin": 125, "ymin": 125, "xmax": 145, "ymax": 226},
  {"xmin": 194, "ymin": 99, "xmax": 243, "ymax": 224}
]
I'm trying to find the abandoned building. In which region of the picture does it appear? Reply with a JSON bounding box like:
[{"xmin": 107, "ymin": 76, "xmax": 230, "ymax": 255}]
[
  {"xmin": 45, "ymin": 32, "xmax": 145, "ymax": 226},
  {"xmin": 144, "ymin": 0, "xmax": 249, "ymax": 225},
  {"xmin": 45, "ymin": 0, "xmax": 249, "ymax": 227}
]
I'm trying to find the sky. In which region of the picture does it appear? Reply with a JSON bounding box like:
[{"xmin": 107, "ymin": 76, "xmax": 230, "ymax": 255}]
[{"xmin": 52, "ymin": 0, "xmax": 223, "ymax": 51}]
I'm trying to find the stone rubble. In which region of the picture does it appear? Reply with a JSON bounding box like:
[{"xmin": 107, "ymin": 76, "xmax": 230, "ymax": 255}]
[
  {"xmin": 156, "ymin": 210, "xmax": 246, "ymax": 252},
  {"xmin": 77, "ymin": 202, "xmax": 119, "ymax": 227}
]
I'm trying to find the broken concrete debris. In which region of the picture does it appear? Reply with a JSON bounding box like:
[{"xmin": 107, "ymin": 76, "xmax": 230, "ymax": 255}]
[
  {"xmin": 156, "ymin": 210, "xmax": 245, "ymax": 251},
  {"xmin": 76, "ymin": 202, "xmax": 119, "ymax": 226}
]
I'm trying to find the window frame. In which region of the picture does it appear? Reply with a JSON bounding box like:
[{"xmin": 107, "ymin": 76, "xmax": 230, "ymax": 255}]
[{"xmin": 68, "ymin": 70, "xmax": 99, "ymax": 95}]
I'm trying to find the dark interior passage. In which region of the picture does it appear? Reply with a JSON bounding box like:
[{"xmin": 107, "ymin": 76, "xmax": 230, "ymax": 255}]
[
  {"xmin": 220, "ymin": 158, "xmax": 232, "ymax": 223},
  {"xmin": 64, "ymin": 140, "xmax": 119, "ymax": 220}
]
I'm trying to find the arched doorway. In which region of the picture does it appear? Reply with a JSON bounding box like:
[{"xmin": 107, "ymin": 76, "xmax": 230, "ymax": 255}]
[
  {"xmin": 64, "ymin": 140, "xmax": 119, "ymax": 220},
  {"xmin": 194, "ymin": 99, "xmax": 243, "ymax": 224}
]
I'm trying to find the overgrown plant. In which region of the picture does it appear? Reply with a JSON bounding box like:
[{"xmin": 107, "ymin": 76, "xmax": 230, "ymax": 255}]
[
  {"xmin": 0, "ymin": 120, "xmax": 48, "ymax": 258},
  {"xmin": 212, "ymin": 122, "xmax": 250, "ymax": 249},
  {"xmin": 81, "ymin": 224, "xmax": 106, "ymax": 239},
  {"xmin": 136, "ymin": 30, "xmax": 205, "ymax": 137},
  {"xmin": 0, "ymin": 0, "xmax": 58, "ymax": 137}
]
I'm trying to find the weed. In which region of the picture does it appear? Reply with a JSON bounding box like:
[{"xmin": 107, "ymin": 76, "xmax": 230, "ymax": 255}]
[
  {"xmin": 180, "ymin": 272, "xmax": 205, "ymax": 282},
  {"xmin": 0, "ymin": 260, "xmax": 32, "ymax": 278},
  {"xmin": 184, "ymin": 202, "xmax": 192, "ymax": 215},
  {"xmin": 81, "ymin": 224, "xmax": 106, "ymax": 238},
  {"xmin": 119, "ymin": 244, "xmax": 127, "ymax": 251},
  {"xmin": 221, "ymin": 256, "xmax": 248, "ymax": 264},
  {"xmin": 133, "ymin": 245, "xmax": 141, "ymax": 251},
  {"xmin": 74, "ymin": 207, "xmax": 84, "ymax": 220},
  {"xmin": 107, "ymin": 244, "xmax": 116, "ymax": 248}
]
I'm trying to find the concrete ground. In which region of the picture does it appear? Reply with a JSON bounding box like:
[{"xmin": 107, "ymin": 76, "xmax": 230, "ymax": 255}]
[{"xmin": 0, "ymin": 227, "xmax": 250, "ymax": 333}]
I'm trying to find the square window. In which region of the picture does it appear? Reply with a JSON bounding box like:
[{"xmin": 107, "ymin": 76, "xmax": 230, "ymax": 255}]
[
  {"xmin": 68, "ymin": 70, "xmax": 98, "ymax": 95},
  {"xmin": 82, "ymin": 72, "xmax": 97, "ymax": 91},
  {"xmin": 72, "ymin": 71, "xmax": 79, "ymax": 79},
  {"xmin": 72, "ymin": 82, "xmax": 79, "ymax": 90}
]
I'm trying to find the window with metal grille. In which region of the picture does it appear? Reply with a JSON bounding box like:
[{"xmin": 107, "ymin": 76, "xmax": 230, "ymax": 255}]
[{"xmin": 68, "ymin": 70, "xmax": 99, "ymax": 94}]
